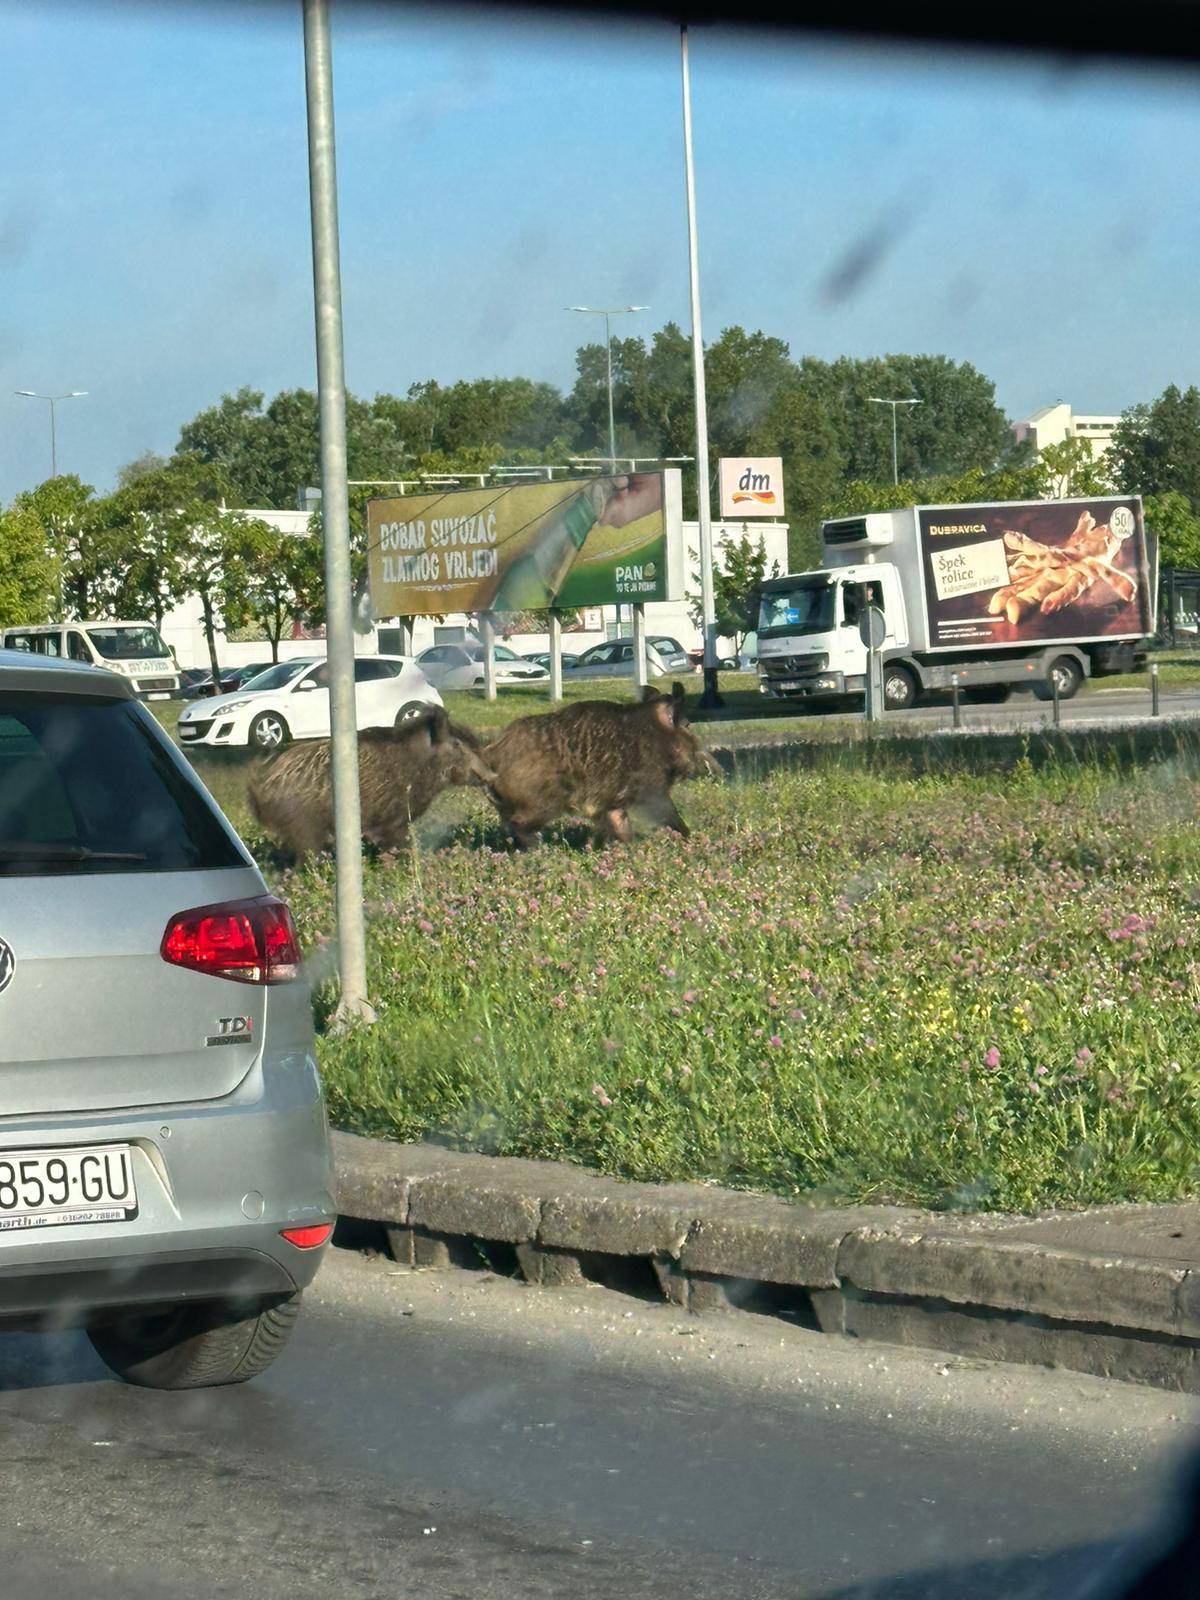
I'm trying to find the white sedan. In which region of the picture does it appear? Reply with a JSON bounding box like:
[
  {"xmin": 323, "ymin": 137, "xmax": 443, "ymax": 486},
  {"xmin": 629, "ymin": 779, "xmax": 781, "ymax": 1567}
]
[
  {"xmin": 175, "ymin": 655, "xmax": 442, "ymax": 751},
  {"xmin": 415, "ymin": 643, "xmax": 550, "ymax": 693}
]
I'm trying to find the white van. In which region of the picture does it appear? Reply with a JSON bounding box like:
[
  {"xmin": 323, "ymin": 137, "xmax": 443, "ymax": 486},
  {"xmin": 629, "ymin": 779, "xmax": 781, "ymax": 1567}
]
[{"xmin": 1, "ymin": 620, "xmax": 180, "ymax": 698}]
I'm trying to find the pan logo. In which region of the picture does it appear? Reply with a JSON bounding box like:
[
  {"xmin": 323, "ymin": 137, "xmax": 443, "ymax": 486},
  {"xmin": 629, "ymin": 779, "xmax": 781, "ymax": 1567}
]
[{"xmin": 0, "ymin": 936, "xmax": 14, "ymax": 996}]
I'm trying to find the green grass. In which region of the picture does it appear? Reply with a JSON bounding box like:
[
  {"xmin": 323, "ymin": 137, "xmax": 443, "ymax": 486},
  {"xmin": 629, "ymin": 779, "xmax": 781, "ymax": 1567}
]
[{"xmin": 192, "ymin": 732, "xmax": 1200, "ymax": 1215}]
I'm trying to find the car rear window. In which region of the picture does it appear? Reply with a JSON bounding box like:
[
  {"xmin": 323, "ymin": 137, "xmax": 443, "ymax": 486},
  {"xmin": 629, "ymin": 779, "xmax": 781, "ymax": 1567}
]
[{"xmin": 0, "ymin": 692, "xmax": 246, "ymax": 876}]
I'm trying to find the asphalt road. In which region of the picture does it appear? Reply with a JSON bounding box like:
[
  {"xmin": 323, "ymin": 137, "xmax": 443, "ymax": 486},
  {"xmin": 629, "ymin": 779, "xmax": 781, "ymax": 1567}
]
[
  {"xmin": 711, "ymin": 684, "xmax": 1200, "ymax": 742},
  {"xmin": 3, "ymin": 1247, "xmax": 1199, "ymax": 1600}
]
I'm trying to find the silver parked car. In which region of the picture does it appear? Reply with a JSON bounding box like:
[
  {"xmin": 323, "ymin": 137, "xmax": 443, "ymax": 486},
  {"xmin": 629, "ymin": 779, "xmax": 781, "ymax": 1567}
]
[
  {"xmin": 0, "ymin": 650, "xmax": 334, "ymax": 1387},
  {"xmin": 567, "ymin": 638, "xmax": 684, "ymax": 679}
]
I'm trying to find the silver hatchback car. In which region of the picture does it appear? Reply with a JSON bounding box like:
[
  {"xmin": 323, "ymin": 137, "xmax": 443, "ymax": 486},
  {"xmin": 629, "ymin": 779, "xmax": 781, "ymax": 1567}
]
[{"xmin": 0, "ymin": 651, "xmax": 335, "ymax": 1387}]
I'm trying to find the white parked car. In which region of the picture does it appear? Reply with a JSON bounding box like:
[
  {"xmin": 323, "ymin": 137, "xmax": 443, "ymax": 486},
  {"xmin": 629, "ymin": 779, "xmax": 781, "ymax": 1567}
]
[
  {"xmin": 176, "ymin": 655, "xmax": 441, "ymax": 751},
  {"xmin": 415, "ymin": 643, "xmax": 550, "ymax": 693}
]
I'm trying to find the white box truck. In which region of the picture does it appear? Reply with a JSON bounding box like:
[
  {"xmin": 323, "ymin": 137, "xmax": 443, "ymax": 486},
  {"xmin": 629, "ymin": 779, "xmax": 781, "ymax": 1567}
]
[{"xmin": 756, "ymin": 496, "xmax": 1155, "ymax": 710}]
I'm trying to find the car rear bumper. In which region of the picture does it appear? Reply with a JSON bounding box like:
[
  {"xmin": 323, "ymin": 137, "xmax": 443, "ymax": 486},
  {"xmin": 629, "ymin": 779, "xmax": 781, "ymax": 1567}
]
[
  {"xmin": 0, "ymin": 1041, "xmax": 335, "ymax": 1324},
  {"xmin": 0, "ymin": 1240, "xmax": 312, "ymax": 1328}
]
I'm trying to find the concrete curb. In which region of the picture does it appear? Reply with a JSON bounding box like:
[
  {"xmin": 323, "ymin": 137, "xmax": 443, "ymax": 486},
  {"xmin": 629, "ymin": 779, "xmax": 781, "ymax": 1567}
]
[{"xmin": 333, "ymin": 1132, "xmax": 1200, "ymax": 1393}]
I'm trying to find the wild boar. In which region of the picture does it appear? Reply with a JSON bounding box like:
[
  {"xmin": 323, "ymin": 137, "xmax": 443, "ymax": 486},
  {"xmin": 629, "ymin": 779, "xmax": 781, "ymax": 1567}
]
[
  {"xmin": 247, "ymin": 707, "xmax": 494, "ymax": 857},
  {"xmin": 484, "ymin": 682, "xmax": 722, "ymax": 849}
]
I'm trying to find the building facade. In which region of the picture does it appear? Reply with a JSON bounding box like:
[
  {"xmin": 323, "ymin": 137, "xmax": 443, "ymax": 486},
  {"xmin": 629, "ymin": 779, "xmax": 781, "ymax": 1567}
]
[{"xmin": 1012, "ymin": 402, "xmax": 1121, "ymax": 460}]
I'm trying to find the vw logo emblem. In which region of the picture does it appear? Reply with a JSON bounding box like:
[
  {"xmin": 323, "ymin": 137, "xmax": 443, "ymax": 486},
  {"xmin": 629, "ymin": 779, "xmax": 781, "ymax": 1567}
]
[{"xmin": 0, "ymin": 937, "xmax": 14, "ymax": 996}]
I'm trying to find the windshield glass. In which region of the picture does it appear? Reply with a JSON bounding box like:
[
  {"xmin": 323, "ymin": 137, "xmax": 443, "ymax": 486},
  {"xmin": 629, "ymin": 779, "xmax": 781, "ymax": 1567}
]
[
  {"xmin": 758, "ymin": 584, "xmax": 837, "ymax": 635},
  {"xmin": 240, "ymin": 661, "xmax": 310, "ymax": 692},
  {"xmin": 469, "ymin": 645, "xmax": 519, "ymax": 661},
  {"xmin": 0, "ymin": 694, "xmax": 243, "ymax": 875},
  {"xmin": 84, "ymin": 625, "xmax": 169, "ymax": 660}
]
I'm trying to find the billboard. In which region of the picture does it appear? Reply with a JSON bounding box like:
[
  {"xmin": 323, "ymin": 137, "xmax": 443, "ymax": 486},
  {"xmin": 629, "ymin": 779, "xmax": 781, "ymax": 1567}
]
[
  {"xmin": 918, "ymin": 497, "xmax": 1151, "ymax": 651},
  {"xmin": 719, "ymin": 457, "xmax": 785, "ymax": 518},
  {"xmin": 367, "ymin": 471, "xmax": 683, "ymax": 617}
]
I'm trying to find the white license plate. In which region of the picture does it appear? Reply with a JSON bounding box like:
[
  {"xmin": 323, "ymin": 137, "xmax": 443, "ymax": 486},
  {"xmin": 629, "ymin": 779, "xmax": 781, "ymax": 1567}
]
[
  {"xmin": 0, "ymin": 1144, "xmax": 138, "ymax": 1231},
  {"xmin": 776, "ymin": 680, "xmax": 801, "ymax": 691},
  {"xmin": 147, "ymin": 691, "xmax": 171, "ymax": 700}
]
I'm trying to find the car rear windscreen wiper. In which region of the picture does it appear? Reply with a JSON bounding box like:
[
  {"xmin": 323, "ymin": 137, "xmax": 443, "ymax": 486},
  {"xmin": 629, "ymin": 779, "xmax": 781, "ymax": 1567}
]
[{"xmin": 0, "ymin": 843, "xmax": 148, "ymax": 863}]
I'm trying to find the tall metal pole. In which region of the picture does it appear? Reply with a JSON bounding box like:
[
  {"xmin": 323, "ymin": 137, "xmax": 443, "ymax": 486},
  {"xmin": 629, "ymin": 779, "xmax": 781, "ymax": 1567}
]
[
  {"xmin": 681, "ymin": 23, "xmax": 722, "ymax": 709},
  {"xmin": 50, "ymin": 399, "xmax": 58, "ymax": 480},
  {"xmin": 302, "ymin": 0, "xmax": 374, "ymax": 1025},
  {"xmin": 605, "ymin": 311, "xmax": 617, "ymax": 469},
  {"xmin": 604, "ymin": 311, "xmax": 623, "ymax": 634},
  {"xmin": 891, "ymin": 403, "xmax": 898, "ymax": 486}
]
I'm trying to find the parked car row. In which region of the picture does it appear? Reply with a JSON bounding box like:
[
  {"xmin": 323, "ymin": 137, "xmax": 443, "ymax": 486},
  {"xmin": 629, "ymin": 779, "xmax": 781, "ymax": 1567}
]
[{"xmin": 168, "ymin": 638, "xmax": 713, "ymax": 751}]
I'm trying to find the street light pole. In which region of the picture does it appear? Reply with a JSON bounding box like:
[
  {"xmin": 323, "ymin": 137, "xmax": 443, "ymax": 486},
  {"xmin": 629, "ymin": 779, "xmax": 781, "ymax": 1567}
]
[
  {"xmin": 566, "ymin": 303, "xmax": 648, "ymax": 635},
  {"xmin": 680, "ymin": 23, "xmax": 722, "ymax": 710},
  {"xmin": 15, "ymin": 390, "xmax": 88, "ymax": 479},
  {"xmin": 301, "ymin": 0, "xmax": 374, "ymax": 1026},
  {"xmin": 867, "ymin": 396, "xmax": 922, "ymax": 485}
]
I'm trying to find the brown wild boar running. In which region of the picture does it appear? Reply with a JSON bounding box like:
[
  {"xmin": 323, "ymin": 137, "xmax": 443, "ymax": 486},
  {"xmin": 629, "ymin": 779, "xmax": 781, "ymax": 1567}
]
[
  {"xmin": 248, "ymin": 707, "xmax": 494, "ymax": 857},
  {"xmin": 484, "ymin": 682, "xmax": 722, "ymax": 849}
]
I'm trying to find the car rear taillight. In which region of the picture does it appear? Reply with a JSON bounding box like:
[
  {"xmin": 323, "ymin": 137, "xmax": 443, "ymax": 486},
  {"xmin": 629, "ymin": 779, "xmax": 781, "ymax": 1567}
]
[
  {"xmin": 280, "ymin": 1222, "xmax": 334, "ymax": 1249},
  {"xmin": 160, "ymin": 895, "xmax": 303, "ymax": 985}
]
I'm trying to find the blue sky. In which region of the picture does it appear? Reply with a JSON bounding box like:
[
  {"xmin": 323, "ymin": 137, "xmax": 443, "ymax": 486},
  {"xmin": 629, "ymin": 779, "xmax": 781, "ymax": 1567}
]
[{"xmin": 3, "ymin": 1, "xmax": 1199, "ymax": 503}]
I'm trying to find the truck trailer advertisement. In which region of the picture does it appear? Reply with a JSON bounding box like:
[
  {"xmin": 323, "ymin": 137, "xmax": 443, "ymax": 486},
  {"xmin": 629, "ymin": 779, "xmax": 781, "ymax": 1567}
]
[{"xmin": 918, "ymin": 497, "xmax": 1150, "ymax": 651}]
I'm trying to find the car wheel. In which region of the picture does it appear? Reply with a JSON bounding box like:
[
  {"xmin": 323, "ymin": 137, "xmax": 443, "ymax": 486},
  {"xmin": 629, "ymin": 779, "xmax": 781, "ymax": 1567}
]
[
  {"xmin": 88, "ymin": 1294, "xmax": 302, "ymax": 1389},
  {"xmin": 249, "ymin": 711, "xmax": 290, "ymax": 749},
  {"xmin": 882, "ymin": 665, "xmax": 917, "ymax": 710},
  {"xmin": 1033, "ymin": 656, "xmax": 1083, "ymax": 701},
  {"xmin": 395, "ymin": 700, "xmax": 431, "ymax": 726}
]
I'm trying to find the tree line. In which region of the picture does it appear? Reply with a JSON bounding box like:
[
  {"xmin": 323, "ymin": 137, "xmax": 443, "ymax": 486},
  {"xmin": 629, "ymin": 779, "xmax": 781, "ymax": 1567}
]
[{"xmin": 4, "ymin": 325, "xmax": 1200, "ymax": 661}]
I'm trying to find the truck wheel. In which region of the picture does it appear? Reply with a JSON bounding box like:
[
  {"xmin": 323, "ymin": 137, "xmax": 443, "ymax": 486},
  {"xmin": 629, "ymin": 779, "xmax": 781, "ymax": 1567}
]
[
  {"xmin": 882, "ymin": 665, "xmax": 917, "ymax": 710},
  {"xmin": 1033, "ymin": 657, "xmax": 1083, "ymax": 702}
]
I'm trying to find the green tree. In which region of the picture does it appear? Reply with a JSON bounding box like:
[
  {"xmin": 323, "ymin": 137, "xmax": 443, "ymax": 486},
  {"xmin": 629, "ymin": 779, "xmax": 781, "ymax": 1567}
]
[
  {"xmin": 0, "ymin": 502, "xmax": 58, "ymax": 625},
  {"xmin": 116, "ymin": 450, "xmax": 170, "ymax": 489},
  {"xmin": 1110, "ymin": 385, "xmax": 1200, "ymax": 509},
  {"xmin": 176, "ymin": 387, "xmax": 410, "ymax": 509},
  {"xmin": 798, "ymin": 354, "xmax": 1011, "ymax": 487},
  {"xmin": 13, "ymin": 475, "xmax": 119, "ymax": 619},
  {"xmin": 691, "ymin": 531, "xmax": 779, "ymax": 652},
  {"xmin": 1143, "ymin": 490, "xmax": 1200, "ymax": 570},
  {"xmin": 220, "ymin": 521, "xmax": 324, "ymax": 662},
  {"xmin": 1036, "ymin": 437, "xmax": 1115, "ymax": 499}
]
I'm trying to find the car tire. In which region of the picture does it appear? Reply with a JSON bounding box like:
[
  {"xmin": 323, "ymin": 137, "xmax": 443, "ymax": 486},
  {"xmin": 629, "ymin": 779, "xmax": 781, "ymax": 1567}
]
[
  {"xmin": 395, "ymin": 701, "xmax": 431, "ymax": 726},
  {"xmin": 249, "ymin": 711, "xmax": 290, "ymax": 749},
  {"xmin": 882, "ymin": 664, "xmax": 918, "ymax": 710},
  {"xmin": 1033, "ymin": 656, "xmax": 1084, "ymax": 702},
  {"xmin": 88, "ymin": 1293, "xmax": 302, "ymax": 1390}
]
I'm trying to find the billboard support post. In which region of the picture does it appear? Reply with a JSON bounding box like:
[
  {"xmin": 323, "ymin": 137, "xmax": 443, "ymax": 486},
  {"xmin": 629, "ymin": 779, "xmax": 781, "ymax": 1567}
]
[
  {"xmin": 480, "ymin": 612, "xmax": 497, "ymax": 701},
  {"xmin": 549, "ymin": 609, "xmax": 563, "ymax": 702},
  {"xmin": 680, "ymin": 24, "xmax": 723, "ymax": 711},
  {"xmin": 301, "ymin": 0, "xmax": 373, "ymax": 1027},
  {"xmin": 632, "ymin": 603, "xmax": 648, "ymax": 689},
  {"xmin": 399, "ymin": 617, "xmax": 414, "ymax": 654}
]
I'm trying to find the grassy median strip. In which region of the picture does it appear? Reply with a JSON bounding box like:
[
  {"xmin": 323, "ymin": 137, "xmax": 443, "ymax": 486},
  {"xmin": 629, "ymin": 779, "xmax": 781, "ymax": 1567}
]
[{"xmin": 184, "ymin": 735, "xmax": 1200, "ymax": 1217}]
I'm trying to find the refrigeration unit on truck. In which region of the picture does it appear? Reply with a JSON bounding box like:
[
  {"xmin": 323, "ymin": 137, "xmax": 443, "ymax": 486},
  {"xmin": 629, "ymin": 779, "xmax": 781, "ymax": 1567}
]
[{"xmin": 757, "ymin": 496, "xmax": 1155, "ymax": 710}]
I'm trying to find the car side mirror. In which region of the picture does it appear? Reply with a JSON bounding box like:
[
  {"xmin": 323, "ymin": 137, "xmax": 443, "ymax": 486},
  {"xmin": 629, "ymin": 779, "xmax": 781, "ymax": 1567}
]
[{"xmin": 295, "ymin": 679, "xmax": 318, "ymax": 691}]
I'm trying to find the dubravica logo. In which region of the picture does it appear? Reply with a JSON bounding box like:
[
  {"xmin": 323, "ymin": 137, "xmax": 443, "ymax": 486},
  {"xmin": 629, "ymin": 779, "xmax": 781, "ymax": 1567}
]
[{"xmin": 0, "ymin": 936, "xmax": 14, "ymax": 996}]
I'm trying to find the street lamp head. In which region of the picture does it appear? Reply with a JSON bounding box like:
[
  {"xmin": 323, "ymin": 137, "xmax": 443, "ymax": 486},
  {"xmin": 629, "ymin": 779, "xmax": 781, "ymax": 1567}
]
[
  {"xmin": 15, "ymin": 390, "xmax": 38, "ymax": 398},
  {"xmin": 69, "ymin": 390, "xmax": 88, "ymax": 398}
]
